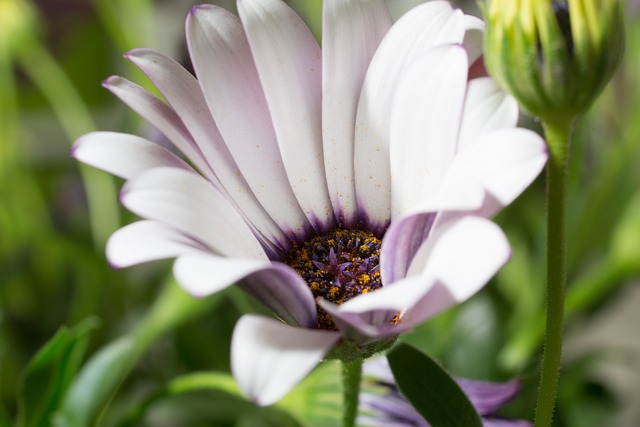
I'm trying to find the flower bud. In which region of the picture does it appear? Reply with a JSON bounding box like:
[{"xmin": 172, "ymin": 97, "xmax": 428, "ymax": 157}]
[{"xmin": 483, "ymin": 0, "xmax": 624, "ymax": 123}]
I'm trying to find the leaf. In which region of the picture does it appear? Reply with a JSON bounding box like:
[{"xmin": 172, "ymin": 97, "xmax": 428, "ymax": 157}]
[
  {"xmin": 17, "ymin": 317, "xmax": 100, "ymax": 427},
  {"xmin": 387, "ymin": 343, "xmax": 483, "ymax": 427},
  {"xmin": 52, "ymin": 336, "xmax": 138, "ymax": 427},
  {"xmin": 277, "ymin": 361, "xmax": 341, "ymax": 427}
]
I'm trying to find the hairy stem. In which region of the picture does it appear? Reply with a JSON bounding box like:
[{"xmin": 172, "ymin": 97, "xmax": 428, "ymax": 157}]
[
  {"xmin": 342, "ymin": 359, "xmax": 363, "ymax": 427},
  {"xmin": 534, "ymin": 120, "xmax": 574, "ymax": 427}
]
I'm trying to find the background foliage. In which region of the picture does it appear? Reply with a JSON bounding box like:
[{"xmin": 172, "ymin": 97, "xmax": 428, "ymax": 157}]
[{"xmin": 1, "ymin": 0, "xmax": 639, "ymax": 425}]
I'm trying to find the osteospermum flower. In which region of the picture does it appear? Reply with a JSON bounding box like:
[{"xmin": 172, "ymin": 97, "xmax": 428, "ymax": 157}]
[
  {"xmin": 73, "ymin": 0, "xmax": 546, "ymax": 405},
  {"xmin": 359, "ymin": 358, "xmax": 532, "ymax": 427}
]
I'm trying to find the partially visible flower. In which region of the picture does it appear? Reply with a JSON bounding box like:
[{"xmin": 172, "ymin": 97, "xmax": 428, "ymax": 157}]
[
  {"xmin": 73, "ymin": 0, "xmax": 547, "ymax": 406},
  {"xmin": 359, "ymin": 358, "xmax": 532, "ymax": 427},
  {"xmin": 483, "ymin": 0, "xmax": 624, "ymax": 122}
]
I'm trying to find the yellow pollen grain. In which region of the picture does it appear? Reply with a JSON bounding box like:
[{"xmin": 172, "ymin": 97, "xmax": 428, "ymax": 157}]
[{"xmin": 358, "ymin": 274, "xmax": 371, "ymax": 286}]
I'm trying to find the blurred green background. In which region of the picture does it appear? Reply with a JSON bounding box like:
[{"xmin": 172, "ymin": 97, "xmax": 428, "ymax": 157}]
[{"xmin": 1, "ymin": 0, "xmax": 640, "ymax": 426}]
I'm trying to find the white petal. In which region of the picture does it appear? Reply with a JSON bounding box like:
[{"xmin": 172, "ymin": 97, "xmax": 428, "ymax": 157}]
[
  {"xmin": 125, "ymin": 48, "xmax": 289, "ymax": 247},
  {"xmin": 408, "ymin": 216, "xmax": 510, "ymax": 299},
  {"xmin": 462, "ymin": 14, "xmax": 485, "ymax": 66},
  {"xmin": 186, "ymin": 5, "xmax": 311, "ymax": 238},
  {"xmin": 231, "ymin": 315, "xmax": 340, "ymax": 406},
  {"xmin": 239, "ymin": 0, "xmax": 334, "ymax": 232},
  {"xmin": 458, "ymin": 77, "xmax": 519, "ymax": 150},
  {"xmin": 106, "ymin": 220, "xmax": 206, "ymax": 268},
  {"xmin": 390, "ymin": 45, "xmax": 469, "ymax": 219},
  {"xmin": 174, "ymin": 253, "xmax": 270, "ymax": 297},
  {"xmin": 354, "ymin": 1, "xmax": 465, "ymax": 233},
  {"xmin": 121, "ymin": 167, "xmax": 268, "ymax": 260},
  {"xmin": 72, "ymin": 131, "xmax": 191, "ymax": 180},
  {"xmin": 102, "ymin": 76, "xmax": 214, "ymax": 181},
  {"xmin": 437, "ymin": 128, "xmax": 548, "ymax": 218},
  {"xmin": 322, "ymin": 0, "xmax": 391, "ymax": 227}
]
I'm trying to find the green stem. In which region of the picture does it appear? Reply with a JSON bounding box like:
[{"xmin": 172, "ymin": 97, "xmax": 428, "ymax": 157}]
[
  {"xmin": 341, "ymin": 359, "xmax": 363, "ymax": 427},
  {"xmin": 534, "ymin": 120, "xmax": 574, "ymax": 427}
]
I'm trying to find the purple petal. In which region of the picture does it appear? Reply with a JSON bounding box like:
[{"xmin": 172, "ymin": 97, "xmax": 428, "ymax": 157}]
[
  {"xmin": 381, "ymin": 211, "xmax": 437, "ymax": 285},
  {"xmin": 238, "ymin": 263, "xmax": 318, "ymax": 328},
  {"xmin": 483, "ymin": 418, "xmax": 533, "ymax": 427},
  {"xmin": 457, "ymin": 378, "xmax": 522, "ymax": 415},
  {"xmin": 231, "ymin": 315, "xmax": 340, "ymax": 406}
]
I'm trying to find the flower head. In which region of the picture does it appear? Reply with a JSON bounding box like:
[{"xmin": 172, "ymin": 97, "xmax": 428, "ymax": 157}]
[
  {"xmin": 483, "ymin": 0, "xmax": 624, "ymax": 122},
  {"xmin": 73, "ymin": 0, "xmax": 546, "ymax": 406},
  {"xmin": 359, "ymin": 358, "xmax": 532, "ymax": 427}
]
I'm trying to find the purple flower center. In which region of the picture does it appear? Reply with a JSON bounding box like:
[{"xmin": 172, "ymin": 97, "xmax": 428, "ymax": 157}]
[{"xmin": 282, "ymin": 229, "xmax": 383, "ymax": 330}]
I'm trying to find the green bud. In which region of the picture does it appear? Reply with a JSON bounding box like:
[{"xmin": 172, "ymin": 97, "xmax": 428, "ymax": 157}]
[
  {"xmin": 483, "ymin": 0, "xmax": 624, "ymax": 123},
  {"xmin": 0, "ymin": 0, "xmax": 37, "ymax": 58}
]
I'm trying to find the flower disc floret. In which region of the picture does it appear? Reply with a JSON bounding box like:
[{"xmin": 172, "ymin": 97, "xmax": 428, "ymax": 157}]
[{"xmin": 282, "ymin": 229, "xmax": 382, "ymax": 330}]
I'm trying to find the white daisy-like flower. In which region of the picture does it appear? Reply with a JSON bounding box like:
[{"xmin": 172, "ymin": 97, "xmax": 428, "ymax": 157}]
[{"xmin": 73, "ymin": 0, "xmax": 546, "ymax": 406}]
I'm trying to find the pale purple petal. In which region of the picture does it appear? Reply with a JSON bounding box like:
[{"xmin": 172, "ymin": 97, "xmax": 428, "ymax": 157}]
[
  {"xmin": 231, "ymin": 315, "xmax": 340, "ymax": 406},
  {"xmin": 458, "ymin": 378, "xmax": 522, "ymax": 415},
  {"xmin": 186, "ymin": 5, "xmax": 311, "ymax": 239},
  {"xmin": 125, "ymin": 48, "xmax": 290, "ymax": 247},
  {"xmin": 390, "ymin": 44, "xmax": 468, "ymax": 219},
  {"xmin": 354, "ymin": 1, "xmax": 465, "ymax": 234},
  {"xmin": 483, "ymin": 419, "xmax": 533, "ymax": 427},
  {"xmin": 72, "ymin": 131, "xmax": 191, "ymax": 180},
  {"xmin": 101, "ymin": 76, "xmax": 214, "ymax": 181},
  {"xmin": 457, "ymin": 77, "xmax": 519, "ymax": 150},
  {"xmin": 121, "ymin": 167, "xmax": 268, "ymax": 260},
  {"xmin": 106, "ymin": 220, "xmax": 207, "ymax": 268},
  {"xmin": 238, "ymin": 0, "xmax": 334, "ymax": 233},
  {"xmin": 237, "ymin": 263, "xmax": 317, "ymax": 328},
  {"xmin": 322, "ymin": 0, "xmax": 391, "ymax": 227},
  {"xmin": 380, "ymin": 212, "xmax": 437, "ymax": 285}
]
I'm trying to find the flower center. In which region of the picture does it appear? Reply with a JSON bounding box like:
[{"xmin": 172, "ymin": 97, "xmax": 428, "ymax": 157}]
[{"xmin": 282, "ymin": 229, "xmax": 383, "ymax": 330}]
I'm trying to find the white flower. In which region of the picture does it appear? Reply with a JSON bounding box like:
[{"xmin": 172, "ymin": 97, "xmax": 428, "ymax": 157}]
[{"xmin": 73, "ymin": 0, "xmax": 546, "ymax": 406}]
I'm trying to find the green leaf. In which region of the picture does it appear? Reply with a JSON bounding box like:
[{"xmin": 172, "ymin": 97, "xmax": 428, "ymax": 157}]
[
  {"xmin": 387, "ymin": 343, "xmax": 483, "ymax": 427},
  {"xmin": 17, "ymin": 317, "xmax": 100, "ymax": 427},
  {"xmin": 277, "ymin": 361, "xmax": 341, "ymax": 427}
]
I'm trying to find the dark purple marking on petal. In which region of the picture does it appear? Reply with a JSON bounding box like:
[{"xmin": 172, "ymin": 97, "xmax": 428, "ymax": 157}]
[
  {"xmin": 356, "ymin": 206, "xmax": 389, "ymax": 239},
  {"xmin": 381, "ymin": 211, "xmax": 437, "ymax": 285}
]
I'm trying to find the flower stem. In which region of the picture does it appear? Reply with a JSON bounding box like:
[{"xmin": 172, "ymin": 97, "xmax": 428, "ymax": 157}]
[
  {"xmin": 341, "ymin": 359, "xmax": 363, "ymax": 427},
  {"xmin": 534, "ymin": 119, "xmax": 574, "ymax": 427}
]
